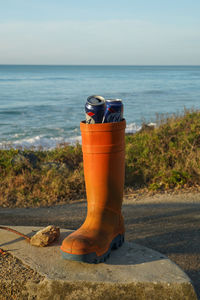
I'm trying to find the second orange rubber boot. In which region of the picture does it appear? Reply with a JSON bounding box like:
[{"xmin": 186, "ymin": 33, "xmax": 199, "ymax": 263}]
[{"xmin": 61, "ymin": 119, "xmax": 126, "ymax": 263}]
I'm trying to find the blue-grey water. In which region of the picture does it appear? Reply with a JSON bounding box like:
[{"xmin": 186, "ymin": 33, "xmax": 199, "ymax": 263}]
[{"xmin": 0, "ymin": 65, "xmax": 200, "ymax": 148}]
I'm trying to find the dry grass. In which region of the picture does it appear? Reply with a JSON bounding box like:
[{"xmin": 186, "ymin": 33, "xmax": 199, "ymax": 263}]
[{"xmin": 0, "ymin": 144, "xmax": 85, "ymax": 207}]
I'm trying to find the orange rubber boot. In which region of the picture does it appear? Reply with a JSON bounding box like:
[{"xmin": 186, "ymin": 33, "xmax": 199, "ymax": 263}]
[{"xmin": 61, "ymin": 119, "xmax": 126, "ymax": 263}]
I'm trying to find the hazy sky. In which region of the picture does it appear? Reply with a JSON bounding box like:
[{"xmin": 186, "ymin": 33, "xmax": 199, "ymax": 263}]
[{"xmin": 0, "ymin": 0, "xmax": 200, "ymax": 65}]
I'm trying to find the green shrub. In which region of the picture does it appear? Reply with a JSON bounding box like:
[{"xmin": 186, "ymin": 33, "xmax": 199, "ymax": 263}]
[{"xmin": 125, "ymin": 109, "xmax": 200, "ymax": 190}]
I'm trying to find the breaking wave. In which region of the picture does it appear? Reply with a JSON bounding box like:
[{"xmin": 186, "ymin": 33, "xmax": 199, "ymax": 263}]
[{"xmin": 0, "ymin": 122, "xmax": 143, "ymax": 150}]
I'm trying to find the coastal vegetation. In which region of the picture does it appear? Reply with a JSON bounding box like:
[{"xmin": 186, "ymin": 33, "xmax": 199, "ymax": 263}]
[{"xmin": 1, "ymin": 109, "xmax": 200, "ymax": 208}]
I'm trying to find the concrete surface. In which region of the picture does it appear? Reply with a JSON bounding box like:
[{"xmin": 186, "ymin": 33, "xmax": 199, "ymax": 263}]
[{"xmin": 0, "ymin": 226, "xmax": 197, "ymax": 300}]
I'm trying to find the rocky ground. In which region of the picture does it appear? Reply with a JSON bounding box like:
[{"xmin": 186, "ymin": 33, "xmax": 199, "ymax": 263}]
[{"xmin": 0, "ymin": 191, "xmax": 200, "ymax": 299}]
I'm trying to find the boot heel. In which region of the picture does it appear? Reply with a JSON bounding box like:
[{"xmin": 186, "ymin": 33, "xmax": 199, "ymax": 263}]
[{"xmin": 111, "ymin": 234, "xmax": 125, "ymax": 250}]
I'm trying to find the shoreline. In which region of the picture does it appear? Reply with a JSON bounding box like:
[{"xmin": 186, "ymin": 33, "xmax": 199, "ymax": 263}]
[{"xmin": 0, "ymin": 122, "xmax": 143, "ymax": 150}]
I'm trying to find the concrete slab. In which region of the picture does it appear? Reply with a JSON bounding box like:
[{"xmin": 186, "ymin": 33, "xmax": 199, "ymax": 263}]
[{"xmin": 0, "ymin": 226, "xmax": 197, "ymax": 300}]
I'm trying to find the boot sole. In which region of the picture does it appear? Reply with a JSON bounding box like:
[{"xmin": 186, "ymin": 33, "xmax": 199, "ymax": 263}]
[{"xmin": 61, "ymin": 234, "xmax": 124, "ymax": 264}]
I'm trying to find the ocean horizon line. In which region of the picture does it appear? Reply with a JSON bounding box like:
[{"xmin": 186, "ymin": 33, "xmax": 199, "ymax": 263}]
[{"xmin": 0, "ymin": 64, "xmax": 200, "ymax": 67}]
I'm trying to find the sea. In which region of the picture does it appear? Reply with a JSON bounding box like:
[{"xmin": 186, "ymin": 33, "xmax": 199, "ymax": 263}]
[{"xmin": 0, "ymin": 65, "xmax": 200, "ymax": 149}]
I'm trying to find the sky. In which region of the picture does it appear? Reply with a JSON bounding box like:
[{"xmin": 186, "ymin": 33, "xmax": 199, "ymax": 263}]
[{"xmin": 0, "ymin": 0, "xmax": 200, "ymax": 65}]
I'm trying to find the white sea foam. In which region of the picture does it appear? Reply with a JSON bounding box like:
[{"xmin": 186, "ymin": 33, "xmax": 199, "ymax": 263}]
[
  {"xmin": 0, "ymin": 123, "xmax": 143, "ymax": 150},
  {"xmin": 147, "ymin": 122, "xmax": 157, "ymax": 127},
  {"xmin": 0, "ymin": 135, "xmax": 82, "ymax": 150},
  {"xmin": 125, "ymin": 123, "xmax": 142, "ymax": 134}
]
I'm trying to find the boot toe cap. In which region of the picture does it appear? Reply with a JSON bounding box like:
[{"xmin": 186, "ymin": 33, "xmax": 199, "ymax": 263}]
[{"xmin": 61, "ymin": 233, "xmax": 95, "ymax": 255}]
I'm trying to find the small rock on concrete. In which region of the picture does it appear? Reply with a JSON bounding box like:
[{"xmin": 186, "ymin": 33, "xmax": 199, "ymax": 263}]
[{"xmin": 30, "ymin": 225, "xmax": 60, "ymax": 247}]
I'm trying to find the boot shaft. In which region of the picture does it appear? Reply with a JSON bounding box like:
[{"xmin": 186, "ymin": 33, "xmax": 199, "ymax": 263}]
[{"xmin": 80, "ymin": 120, "xmax": 126, "ymax": 213}]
